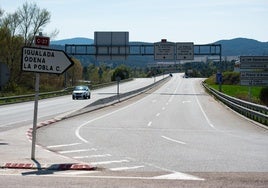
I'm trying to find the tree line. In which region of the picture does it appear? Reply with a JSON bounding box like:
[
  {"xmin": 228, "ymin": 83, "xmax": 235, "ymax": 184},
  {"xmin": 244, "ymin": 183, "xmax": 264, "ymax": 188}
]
[
  {"xmin": 0, "ymin": 3, "xmax": 147, "ymax": 96},
  {"xmin": 1, "ymin": 2, "xmax": 245, "ymax": 97},
  {"xmin": 0, "ymin": 2, "xmax": 64, "ymax": 95}
]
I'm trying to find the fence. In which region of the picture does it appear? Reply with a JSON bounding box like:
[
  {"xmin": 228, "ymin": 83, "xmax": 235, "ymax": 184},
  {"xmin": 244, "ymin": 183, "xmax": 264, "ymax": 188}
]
[{"xmin": 203, "ymin": 82, "xmax": 268, "ymax": 126}]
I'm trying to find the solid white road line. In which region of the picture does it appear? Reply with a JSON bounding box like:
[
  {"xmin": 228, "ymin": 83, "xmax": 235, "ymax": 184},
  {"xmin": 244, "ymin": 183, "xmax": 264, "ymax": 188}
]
[
  {"xmin": 73, "ymin": 154, "xmax": 112, "ymax": 159},
  {"xmin": 110, "ymin": 165, "xmax": 145, "ymax": 171},
  {"xmin": 153, "ymin": 172, "xmax": 204, "ymax": 181},
  {"xmin": 47, "ymin": 143, "xmax": 81, "ymax": 148},
  {"xmin": 192, "ymin": 84, "xmax": 215, "ymax": 129},
  {"xmin": 58, "ymin": 148, "xmax": 97, "ymax": 154},
  {"xmin": 161, "ymin": 136, "xmax": 186, "ymax": 145},
  {"xmin": 91, "ymin": 160, "xmax": 129, "ymax": 165},
  {"xmin": 4, "ymin": 172, "xmax": 204, "ymax": 181},
  {"xmin": 182, "ymin": 100, "xmax": 192, "ymax": 104}
]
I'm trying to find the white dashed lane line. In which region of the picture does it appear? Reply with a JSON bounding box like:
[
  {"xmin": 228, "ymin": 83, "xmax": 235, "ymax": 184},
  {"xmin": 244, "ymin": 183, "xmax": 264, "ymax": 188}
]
[
  {"xmin": 161, "ymin": 136, "xmax": 186, "ymax": 145},
  {"xmin": 73, "ymin": 154, "xmax": 112, "ymax": 159},
  {"xmin": 58, "ymin": 148, "xmax": 97, "ymax": 154},
  {"xmin": 47, "ymin": 143, "xmax": 81, "ymax": 148}
]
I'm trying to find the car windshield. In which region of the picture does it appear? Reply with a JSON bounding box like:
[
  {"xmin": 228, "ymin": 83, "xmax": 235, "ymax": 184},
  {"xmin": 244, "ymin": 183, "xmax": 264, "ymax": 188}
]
[{"xmin": 74, "ymin": 86, "xmax": 87, "ymax": 91}]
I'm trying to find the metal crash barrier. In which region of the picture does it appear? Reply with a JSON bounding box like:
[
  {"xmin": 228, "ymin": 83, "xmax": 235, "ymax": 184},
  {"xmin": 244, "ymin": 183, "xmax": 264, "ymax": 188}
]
[{"xmin": 203, "ymin": 82, "xmax": 268, "ymax": 126}]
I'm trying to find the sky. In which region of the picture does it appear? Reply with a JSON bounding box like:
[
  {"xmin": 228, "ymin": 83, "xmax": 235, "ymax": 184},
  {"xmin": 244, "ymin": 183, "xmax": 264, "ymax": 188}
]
[{"xmin": 1, "ymin": 0, "xmax": 268, "ymax": 44}]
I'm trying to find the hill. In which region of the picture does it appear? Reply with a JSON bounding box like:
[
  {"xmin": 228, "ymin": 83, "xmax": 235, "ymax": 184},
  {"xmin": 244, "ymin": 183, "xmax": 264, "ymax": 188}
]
[
  {"xmin": 214, "ymin": 38, "xmax": 268, "ymax": 56},
  {"xmin": 50, "ymin": 37, "xmax": 268, "ymax": 67},
  {"xmin": 50, "ymin": 37, "xmax": 93, "ymax": 45},
  {"xmin": 51, "ymin": 37, "xmax": 268, "ymax": 56}
]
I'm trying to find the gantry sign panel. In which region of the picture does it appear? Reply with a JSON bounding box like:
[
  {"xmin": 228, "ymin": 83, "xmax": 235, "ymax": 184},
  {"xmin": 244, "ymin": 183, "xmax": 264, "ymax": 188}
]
[
  {"xmin": 65, "ymin": 43, "xmax": 221, "ymax": 56},
  {"xmin": 94, "ymin": 32, "xmax": 129, "ymax": 60},
  {"xmin": 64, "ymin": 33, "xmax": 221, "ymax": 61}
]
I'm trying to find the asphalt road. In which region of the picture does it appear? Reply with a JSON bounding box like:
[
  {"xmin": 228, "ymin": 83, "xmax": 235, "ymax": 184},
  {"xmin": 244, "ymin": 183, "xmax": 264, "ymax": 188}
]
[
  {"xmin": 0, "ymin": 77, "xmax": 160, "ymax": 132},
  {"xmin": 1, "ymin": 73, "xmax": 267, "ymax": 187}
]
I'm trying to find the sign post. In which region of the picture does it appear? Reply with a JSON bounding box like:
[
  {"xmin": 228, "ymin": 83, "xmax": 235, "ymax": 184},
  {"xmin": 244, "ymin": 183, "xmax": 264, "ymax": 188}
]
[
  {"xmin": 31, "ymin": 72, "xmax": 39, "ymax": 160},
  {"xmin": 21, "ymin": 41, "xmax": 74, "ymax": 160}
]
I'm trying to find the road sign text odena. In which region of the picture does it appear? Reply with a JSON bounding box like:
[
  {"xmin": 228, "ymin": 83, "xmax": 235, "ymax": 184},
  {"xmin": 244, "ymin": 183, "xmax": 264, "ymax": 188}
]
[
  {"xmin": 23, "ymin": 48, "xmax": 60, "ymax": 72},
  {"xmin": 21, "ymin": 47, "xmax": 74, "ymax": 74}
]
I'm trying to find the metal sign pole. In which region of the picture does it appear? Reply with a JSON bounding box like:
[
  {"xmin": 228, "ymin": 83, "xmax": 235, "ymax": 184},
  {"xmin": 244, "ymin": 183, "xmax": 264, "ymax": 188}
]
[{"xmin": 31, "ymin": 73, "xmax": 40, "ymax": 160}]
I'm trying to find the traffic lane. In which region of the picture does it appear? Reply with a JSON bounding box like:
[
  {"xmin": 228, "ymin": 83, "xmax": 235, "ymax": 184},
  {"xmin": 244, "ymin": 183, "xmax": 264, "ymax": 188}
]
[
  {"xmin": 1, "ymin": 169, "xmax": 268, "ymax": 188},
  {"xmin": 36, "ymin": 75, "xmax": 185, "ymax": 171},
  {"xmin": 36, "ymin": 74, "xmax": 268, "ymax": 172},
  {"xmin": 148, "ymin": 77, "xmax": 268, "ymax": 171},
  {"xmin": 74, "ymin": 75, "xmax": 268, "ymax": 172},
  {"xmin": 0, "ymin": 77, "xmax": 159, "ymax": 131}
]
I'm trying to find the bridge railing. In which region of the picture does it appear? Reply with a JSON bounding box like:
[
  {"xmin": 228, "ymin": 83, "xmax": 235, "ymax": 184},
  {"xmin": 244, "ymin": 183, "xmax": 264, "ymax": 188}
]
[{"xmin": 203, "ymin": 82, "xmax": 268, "ymax": 126}]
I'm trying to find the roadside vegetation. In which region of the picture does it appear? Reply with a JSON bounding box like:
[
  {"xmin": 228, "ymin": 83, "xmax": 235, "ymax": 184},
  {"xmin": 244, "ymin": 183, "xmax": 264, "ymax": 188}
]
[
  {"xmin": 204, "ymin": 71, "xmax": 268, "ymax": 106},
  {"xmin": 1, "ymin": 3, "xmax": 267, "ymax": 107}
]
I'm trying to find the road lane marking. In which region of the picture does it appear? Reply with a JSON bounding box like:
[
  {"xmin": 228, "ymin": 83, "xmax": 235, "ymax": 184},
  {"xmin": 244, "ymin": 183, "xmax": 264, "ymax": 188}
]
[
  {"xmin": 153, "ymin": 172, "xmax": 204, "ymax": 181},
  {"xmin": 75, "ymin": 91, "xmax": 170, "ymax": 143},
  {"xmin": 58, "ymin": 148, "xmax": 97, "ymax": 154},
  {"xmin": 47, "ymin": 143, "xmax": 81, "ymax": 148},
  {"xmin": 182, "ymin": 100, "xmax": 192, "ymax": 104},
  {"xmin": 168, "ymin": 75, "xmax": 182, "ymax": 103},
  {"xmin": 147, "ymin": 121, "xmax": 152, "ymax": 127},
  {"xmin": 152, "ymin": 99, "xmax": 157, "ymax": 103},
  {"xmin": 162, "ymin": 107, "xmax": 166, "ymax": 110},
  {"xmin": 5, "ymin": 172, "xmax": 205, "ymax": 181},
  {"xmin": 110, "ymin": 165, "xmax": 144, "ymax": 171},
  {"xmin": 60, "ymin": 171, "xmax": 97, "ymax": 175},
  {"xmin": 75, "ymin": 74, "xmax": 181, "ymax": 143},
  {"xmin": 156, "ymin": 113, "xmax": 160, "ymax": 117},
  {"xmin": 192, "ymin": 84, "xmax": 215, "ymax": 129},
  {"xmin": 161, "ymin": 136, "xmax": 186, "ymax": 145},
  {"xmin": 73, "ymin": 154, "xmax": 112, "ymax": 159},
  {"xmin": 91, "ymin": 160, "xmax": 129, "ymax": 165}
]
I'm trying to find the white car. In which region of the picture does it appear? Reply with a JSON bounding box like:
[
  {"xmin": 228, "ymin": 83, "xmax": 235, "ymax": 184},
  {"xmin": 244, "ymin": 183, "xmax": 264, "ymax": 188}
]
[{"xmin": 72, "ymin": 85, "xmax": 91, "ymax": 100}]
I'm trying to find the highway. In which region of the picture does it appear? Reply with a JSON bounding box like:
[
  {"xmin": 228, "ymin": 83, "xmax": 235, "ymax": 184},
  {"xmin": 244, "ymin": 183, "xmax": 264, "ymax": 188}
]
[
  {"xmin": 1, "ymin": 73, "xmax": 267, "ymax": 187},
  {"xmin": 37, "ymin": 73, "xmax": 268, "ymax": 173},
  {"xmin": 0, "ymin": 77, "xmax": 161, "ymax": 132}
]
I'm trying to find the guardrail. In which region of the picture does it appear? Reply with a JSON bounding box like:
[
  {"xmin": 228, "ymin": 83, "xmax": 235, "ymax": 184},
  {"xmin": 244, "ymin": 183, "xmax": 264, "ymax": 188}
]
[
  {"xmin": 0, "ymin": 78, "xmax": 134, "ymax": 105},
  {"xmin": 0, "ymin": 90, "xmax": 70, "ymax": 105},
  {"xmin": 203, "ymin": 82, "xmax": 268, "ymax": 126},
  {"xmin": 64, "ymin": 76, "xmax": 171, "ymax": 118}
]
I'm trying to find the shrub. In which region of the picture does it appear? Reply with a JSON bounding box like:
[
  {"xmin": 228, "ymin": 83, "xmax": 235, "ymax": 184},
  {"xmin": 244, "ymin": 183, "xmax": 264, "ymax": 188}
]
[{"xmin": 259, "ymin": 87, "xmax": 268, "ymax": 106}]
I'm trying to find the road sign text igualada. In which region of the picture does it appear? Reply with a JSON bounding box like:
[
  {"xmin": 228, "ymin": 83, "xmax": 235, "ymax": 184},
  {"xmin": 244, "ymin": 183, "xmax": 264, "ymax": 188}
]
[
  {"xmin": 22, "ymin": 46, "xmax": 74, "ymax": 74},
  {"xmin": 23, "ymin": 48, "xmax": 59, "ymax": 72}
]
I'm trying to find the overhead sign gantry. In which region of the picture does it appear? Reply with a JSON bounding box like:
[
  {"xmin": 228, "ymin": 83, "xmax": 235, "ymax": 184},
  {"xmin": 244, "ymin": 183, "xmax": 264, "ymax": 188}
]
[{"xmin": 65, "ymin": 31, "xmax": 222, "ymax": 63}]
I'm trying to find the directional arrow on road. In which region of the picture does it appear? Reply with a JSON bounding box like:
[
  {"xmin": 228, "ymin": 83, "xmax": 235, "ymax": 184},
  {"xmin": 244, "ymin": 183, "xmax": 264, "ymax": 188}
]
[{"xmin": 21, "ymin": 46, "xmax": 74, "ymax": 74}]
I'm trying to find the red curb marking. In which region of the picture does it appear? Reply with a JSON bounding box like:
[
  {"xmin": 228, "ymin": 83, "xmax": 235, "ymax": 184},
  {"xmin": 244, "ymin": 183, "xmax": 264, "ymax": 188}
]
[
  {"xmin": 58, "ymin": 164, "xmax": 95, "ymax": 170},
  {"xmin": 5, "ymin": 163, "xmax": 34, "ymax": 169}
]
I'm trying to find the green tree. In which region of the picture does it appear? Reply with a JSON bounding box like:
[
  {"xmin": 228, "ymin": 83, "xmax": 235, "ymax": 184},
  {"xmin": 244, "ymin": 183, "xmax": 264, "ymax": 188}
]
[
  {"xmin": 0, "ymin": 3, "xmax": 57, "ymax": 93},
  {"xmin": 111, "ymin": 65, "xmax": 130, "ymax": 81},
  {"xmin": 17, "ymin": 2, "xmax": 51, "ymax": 46},
  {"xmin": 65, "ymin": 58, "xmax": 83, "ymax": 86}
]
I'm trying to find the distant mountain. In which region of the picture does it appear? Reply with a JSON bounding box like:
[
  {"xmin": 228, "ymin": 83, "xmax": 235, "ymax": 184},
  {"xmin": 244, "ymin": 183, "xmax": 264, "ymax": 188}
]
[
  {"xmin": 51, "ymin": 37, "xmax": 268, "ymax": 56},
  {"xmin": 214, "ymin": 38, "xmax": 268, "ymax": 56},
  {"xmin": 50, "ymin": 37, "xmax": 268, "ymax": 67},
  {"xmin": 50, "ymin": 37, "xmax": 93, "ymax": 45}
]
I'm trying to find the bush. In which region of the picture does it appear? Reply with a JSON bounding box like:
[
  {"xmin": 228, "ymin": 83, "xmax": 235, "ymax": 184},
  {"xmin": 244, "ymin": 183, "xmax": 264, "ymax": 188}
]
[
  {"xmin": 259, "ymin": 87, "xmax": 268, "ymax": 106},
  {"xmin": 111, "ymin": 65, "xmax": 130, "ymax": 81},
  {"xmin": 222, "ymin": 72, "xmax": 240, "ymax": 85}
]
